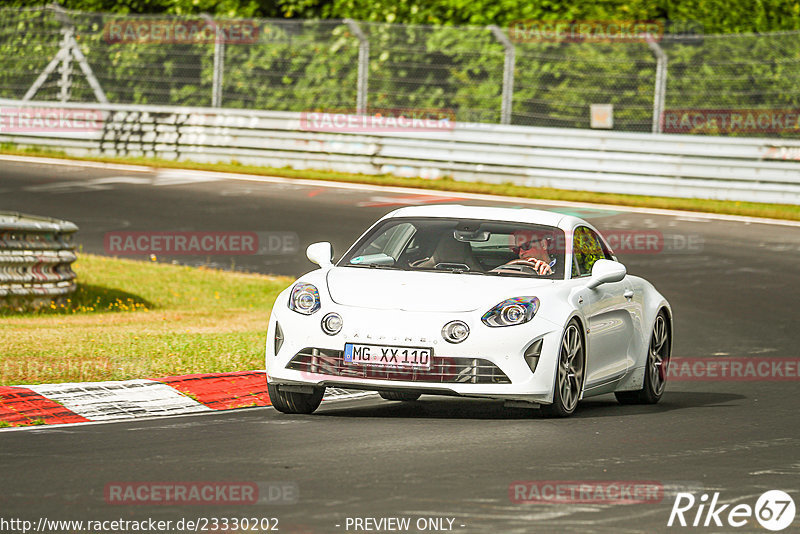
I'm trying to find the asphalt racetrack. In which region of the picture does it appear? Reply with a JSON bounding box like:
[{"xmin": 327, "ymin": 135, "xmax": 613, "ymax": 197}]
[{"xmin": 1, "ymin": 156, "xmax": 799, "ymax": 533}]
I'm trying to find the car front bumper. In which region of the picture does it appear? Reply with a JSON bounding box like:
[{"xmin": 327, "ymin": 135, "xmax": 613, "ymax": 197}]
[{"xmin": 266, "ymin": 299, "xmax": 565, "ymax": 404}]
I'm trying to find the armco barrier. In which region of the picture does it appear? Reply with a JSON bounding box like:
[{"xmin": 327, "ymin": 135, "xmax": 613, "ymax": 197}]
[
  {"xmin": 0, "ymin": 212, "xmax": 78, "ymax": 308},
  {"xmin": 1, "ymin": 100, "xmax": 799, "ymax": 204}
]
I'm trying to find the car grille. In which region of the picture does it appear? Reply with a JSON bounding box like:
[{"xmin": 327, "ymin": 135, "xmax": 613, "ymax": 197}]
[{"xmin": 286, "ymin": 348, "xmax": 511, "ymax": 384}]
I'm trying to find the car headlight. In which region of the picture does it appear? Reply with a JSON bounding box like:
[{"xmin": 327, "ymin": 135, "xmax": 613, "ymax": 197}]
[
  {"xmin": 481, "ymin": 297, "xmax": 539, "ymax": 327},
  {"xmin": 288, "ymin": 283, "xmax": 321, "ymax": 315}
]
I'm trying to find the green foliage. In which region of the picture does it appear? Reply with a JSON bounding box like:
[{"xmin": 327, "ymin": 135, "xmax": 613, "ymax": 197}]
[
  {"xmin": 4, "ymin": 0, "xmax": 280, "ymax": 18},
  {"xmin": 4, "ymin": 0, "xmax": 800, "ymax": 33},
  {"xmin": 221, "ymin": 21, "xmax": 358, "ymax": 110},
  {"xmin": 573, "ymin": 226, "xmax": 604, "ymax": 274}
]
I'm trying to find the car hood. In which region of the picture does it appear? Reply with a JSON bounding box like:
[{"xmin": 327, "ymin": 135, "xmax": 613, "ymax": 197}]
[{"xmin": 325, "ymin": 267, "xmax": 556, "ymax": 312}]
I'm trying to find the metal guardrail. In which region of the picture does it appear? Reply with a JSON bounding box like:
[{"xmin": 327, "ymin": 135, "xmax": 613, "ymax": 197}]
[
  {"xmin": 0, "ymin": 211, "xmax": 78, "ymax": 307},
  {"xmin": 1, "ymin": 99, "xmax": 799, "ymax": 204}
]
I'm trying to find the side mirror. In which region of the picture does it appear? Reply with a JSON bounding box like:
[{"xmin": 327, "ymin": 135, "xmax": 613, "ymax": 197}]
[
  {"xmin": 586, "ymin": 259, "xmax": 626, "ymax": 289},
  {"xmin": 306, "ymin": 242, "xmax": 333, "ymax": 267}
]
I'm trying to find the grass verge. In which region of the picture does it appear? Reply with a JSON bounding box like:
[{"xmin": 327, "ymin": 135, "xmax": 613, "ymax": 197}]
[
  {"xmin": 0, "ymin": 254, "xmax": 293, "ymax": 386},
  {"xmin": 2, "ymin": 145, "xmax": 798, "ymax": 221}
]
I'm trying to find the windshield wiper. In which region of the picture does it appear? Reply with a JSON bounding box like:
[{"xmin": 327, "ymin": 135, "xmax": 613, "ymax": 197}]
[
  {"xmin": 487, "ymin": 270, "xmax": 555, "ymax": 278},
  {"xmin": 411, "ymin": 267, "xmax": 486, "ymax": 275},
  {"xmin": 345, "ymin": 263, "xmax": 401, "ymax": 270}
]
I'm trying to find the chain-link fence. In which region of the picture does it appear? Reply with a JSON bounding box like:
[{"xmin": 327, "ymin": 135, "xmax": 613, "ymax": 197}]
[{"xmin": 2, "ymin": 6, "xmax": 800, "ymax": 136}]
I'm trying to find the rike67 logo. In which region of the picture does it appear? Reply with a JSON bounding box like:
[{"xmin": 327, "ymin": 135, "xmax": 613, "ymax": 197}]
[{"xmin": 668, "ymin": 490, "xmax": 796, "ymax": 531}]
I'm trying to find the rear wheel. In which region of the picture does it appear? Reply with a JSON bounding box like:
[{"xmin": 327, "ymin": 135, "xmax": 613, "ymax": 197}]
[
  {"xmin": 268, "ymin": 382, "xmax": 325, "ymax": 414},
  {"xmin": 379, "ymin": 391, "xmax": 421, "ymax": 402},
  {"xmin": 541, "ymin": 319, "xmax": 585, "ymax": 418},
  {"xmin": 615, "ymin": 311, "xmax": 670, "ymax": 405}
]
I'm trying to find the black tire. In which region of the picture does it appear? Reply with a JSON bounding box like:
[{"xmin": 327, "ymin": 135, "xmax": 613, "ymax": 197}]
[
  {"xmin": 541, "ymin": 319, "xmax": 585, "ymax": 418},
  {"xmin": 379, "ymin": 391, "xmax": 421, "ymax": 402},
  {"xmin": 268, "ymin": 382, "xmax": 325, "ymax": 414},
  {"xmin": 615, "ymin": 310, "xmax": 671, "ymax": 405}
]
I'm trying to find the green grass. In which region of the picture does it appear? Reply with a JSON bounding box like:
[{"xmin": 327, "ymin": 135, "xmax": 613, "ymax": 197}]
[
  {"xmin": 0, "ymin": 254, "xmax": 293, "ymax": 386},
  {"xmin": 2, "ymin": 144, "xmax": 798, "ymax": 221},
  {"xmin": 0, "ymin": 419, "xmax": 47, "ymax": 428}
]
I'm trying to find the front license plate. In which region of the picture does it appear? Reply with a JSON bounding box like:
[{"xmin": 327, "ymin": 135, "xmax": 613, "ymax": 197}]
[{"xmin": 344, "ymin": 343, "xmax": 432, "ymax": 370}]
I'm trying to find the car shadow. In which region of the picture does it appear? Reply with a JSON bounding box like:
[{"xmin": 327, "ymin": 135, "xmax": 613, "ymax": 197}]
[
  {"xmin": 570, "ymin": 391, "xmax": 746, "ymax": 419},
  {"xmin": 315, "ymin": 391, "xmax": 745, "ymax": 420}
]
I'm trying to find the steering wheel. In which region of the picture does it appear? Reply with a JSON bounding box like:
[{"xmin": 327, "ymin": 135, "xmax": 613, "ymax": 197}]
[{"xmin": 491, "ymin": 259, "xmax": 551, "ymax": 276}]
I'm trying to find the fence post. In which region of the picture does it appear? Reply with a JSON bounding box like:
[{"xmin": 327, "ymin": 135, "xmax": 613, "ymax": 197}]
[
  {"xmin": 345, "ymin": 19, "xmax": 369, "ymax": 114},
  {"xmin": 212, "ymin": 39, "xmax": 225, "ymax": 107},
  {"xmin": 202, "ymin": 13, "xmax": 224, "ymax": 107},
  {"xmin": 489, "ymin": 25, "xmax": 515, "ymax": 125},
  {"xmin": 647, "ymin": 38, "xmax": 668, "ymax": 134}
]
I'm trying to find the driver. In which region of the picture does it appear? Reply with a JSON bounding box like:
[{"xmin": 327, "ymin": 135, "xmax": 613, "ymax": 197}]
[
  {"xmin": 494, "ymin": 230, "xmax": 554, "ymax": 275},
  {"xmin": 516, "ymin": 234, "xmax": 554, "ymax": 275}
]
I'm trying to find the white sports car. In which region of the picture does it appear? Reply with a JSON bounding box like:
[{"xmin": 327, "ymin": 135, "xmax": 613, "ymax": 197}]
[{"xmin": 266, "ymin": 205, "xmax": 672, "ymax": 417}]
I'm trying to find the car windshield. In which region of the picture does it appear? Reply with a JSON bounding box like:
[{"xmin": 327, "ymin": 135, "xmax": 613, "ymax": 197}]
[{"xmin": 338, "ymin": 217, "xmax": 566, "ymax": 279}]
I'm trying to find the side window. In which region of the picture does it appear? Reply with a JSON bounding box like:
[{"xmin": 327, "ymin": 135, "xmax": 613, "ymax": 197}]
[
  {"xmin": 572, "ymin": 226, "xmax": 607, "ymax": 278},
  {"xmin": 598, "ymin": 236, "xmax": 615, "ymax": 261}
]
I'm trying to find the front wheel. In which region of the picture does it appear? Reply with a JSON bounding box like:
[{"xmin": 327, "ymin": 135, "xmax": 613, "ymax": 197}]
[
  {"xmin": 541, "ymin": 319, "xmax": 585, "ymax": 418},
  {"xmin": 615, "ymin": 310, "xmax": 671, "ymax": 405},
  {"xmin": 268, "ymin": 382, "xmax": 325, "ymax": 414}
]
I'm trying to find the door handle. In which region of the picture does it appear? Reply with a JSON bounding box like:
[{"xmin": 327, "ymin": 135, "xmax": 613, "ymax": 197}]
[{"xmin": 623, "ymin": 289, "xmax": 634, "ymax": 300}]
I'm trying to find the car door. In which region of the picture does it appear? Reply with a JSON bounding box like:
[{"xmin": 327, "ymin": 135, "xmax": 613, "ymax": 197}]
[{"xmin": 571, "ymin": 226, "xmax": 633, "ymax": 392}]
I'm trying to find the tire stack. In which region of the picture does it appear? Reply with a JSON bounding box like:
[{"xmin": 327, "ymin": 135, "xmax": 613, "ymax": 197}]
[{"xmin": 0, "ymin": 212, "xmax": 78, "ymax": 311}]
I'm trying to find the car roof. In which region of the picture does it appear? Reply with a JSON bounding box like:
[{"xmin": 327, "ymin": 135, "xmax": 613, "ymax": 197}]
[{"xmin": 382, "ymin": 204, "xmax": 581, "ymax": 230}]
